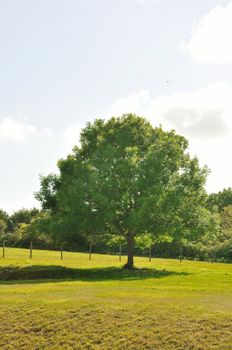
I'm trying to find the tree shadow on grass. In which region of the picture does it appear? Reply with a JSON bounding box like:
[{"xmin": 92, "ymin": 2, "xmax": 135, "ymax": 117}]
[{"xmin": 0, "ymin": 265, "xmax": 190, "ymax": 284}]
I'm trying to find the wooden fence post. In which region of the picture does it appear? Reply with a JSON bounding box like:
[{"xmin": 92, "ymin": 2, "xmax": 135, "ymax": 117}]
[
  {"xmin": 211, "ymin": 253, "xmax": 214, "ymax": 264},
  {"xmin": 89, "ymin": 242, "xmax": 92, "ymax": 261},
  {"xmin": 61, "ymin": 244, "xmax": 63, "ymax": 260},
  {"xmin": 149, "ymin": 245, "xmax": 152, "ymax": 262},
  {"xmin": 119, "ymin": 244, "xmax": 122, "ymax": 262},
  {"xmin": 2, "ymin": 241, "xmax": 5, "ymax": 258},
  {"xmin": 180, "ymin": 246, "xmax": 183, "ymax": 263},
  {"xmin": 30, "ymin": 241, "xmax": 33, "ymax": 259}
]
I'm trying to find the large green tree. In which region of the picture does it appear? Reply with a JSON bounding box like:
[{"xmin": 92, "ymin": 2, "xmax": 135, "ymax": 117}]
[{"xmin": 36, "ymin": 114, "xmax": 211, "ymax": 269}]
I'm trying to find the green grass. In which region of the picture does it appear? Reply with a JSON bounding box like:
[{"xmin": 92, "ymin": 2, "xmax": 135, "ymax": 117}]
[{"xmin": 0, "ymin": 248, "xmax": 232, "ymax": 349}]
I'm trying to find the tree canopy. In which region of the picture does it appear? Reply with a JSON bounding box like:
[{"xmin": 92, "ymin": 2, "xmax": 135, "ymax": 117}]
[
  {"xmin": 207, "ymin": 188, "xmax": 232, "ymax": 212},
  {"xmin": 36, "ymin": 114, "xmax": 212, "ymax": 268}
]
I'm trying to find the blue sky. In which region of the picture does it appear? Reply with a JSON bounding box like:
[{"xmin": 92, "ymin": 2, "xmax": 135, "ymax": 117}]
[{"xmin": 0, "ymin": 0, "xmax": 231, "ymax": 212}]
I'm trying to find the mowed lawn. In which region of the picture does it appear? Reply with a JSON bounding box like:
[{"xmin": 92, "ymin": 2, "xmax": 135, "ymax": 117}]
[{"xmin": 0, "ymin": 248, "xmax": 232, "ymax": 350}]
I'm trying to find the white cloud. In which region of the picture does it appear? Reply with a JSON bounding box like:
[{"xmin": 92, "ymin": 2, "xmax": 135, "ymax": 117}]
[
  {"xmin": 41, "ymin": 128, "xmax": 54, "ymax": 138},
  {"xmin": 61, "ymin": 124, "xmax": 83, "ymax": 153},
  {"xmin": 181, "ymin": 2, "xmax": 232, "ymax": 63},
  {"xmin": 0, "ymin": 117, "xmax": 54, "ymax": 143},
  {"xmin": 148, "ymin": 82, "xmax": 232, "ymax": 138},
  {"xmin": 109, "ymin": 90, "xmax": 150, "ymax": 117},
  {"xmin": 107, "ymin": 82, "xmax": 232, "ymax": 192},
  {"xmin": 109, "ymin": 82, "xmax": 232, "ymax": 139},
  {"xmin": 0, "ymin": 117, "xmax": 37, "ymax": 143}
]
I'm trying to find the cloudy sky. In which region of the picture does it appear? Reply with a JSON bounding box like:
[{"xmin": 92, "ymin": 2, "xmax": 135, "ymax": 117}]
[{"xmin": 0, "ymin": 0, "xmax": 231, "ymax": 212}]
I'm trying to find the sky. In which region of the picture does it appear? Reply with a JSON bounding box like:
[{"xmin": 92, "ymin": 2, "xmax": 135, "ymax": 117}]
[{"xmin": 0, "ymin": 0, "xmax": 231, "ymax": 213}]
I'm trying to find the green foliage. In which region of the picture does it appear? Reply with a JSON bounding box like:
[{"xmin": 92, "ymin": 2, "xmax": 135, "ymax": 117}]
[
  {"xmin": 212, "ymin": 205, "xmax": 232, "ymax": 261},
  {"xmin": 135, "ymin": 233, "xmax": 154, "ymax": 251},
  {"xmin": 0, "ymin": 209, "xmax": 9, "ymax": 223},
  {"xmin": 0, "ymin": 209, "xmax": 10, "ymax": 234},
  {"xmin": 14, "ymin": 213, "xmax": 53, "ymax": 247},
  {"xmin": 0, "ymin": 219, "xmax": 7, "ymax": 237},
  {"xmin": 106, "ymin": 235, "xmax": 126, "ymax": 250},
  {"xmin": 181, "ymin": 205, "xmax": 231, "ymax": 262},
  {"xmin": 34, "ymin": 174, "xmax": 59, "ymax": 211},
  {"xmin": 221, "ymin": 205, "xmax": 232, "ymax": 236},
  {"xmin": 207, "ymin": 187, "xmax": 232, "ymax": 211},
  {"xmin": 9, "ymin": 207, "xmax": 40, "ymax": 232},
  {"xmin": 0, "ymin": 210, "xmax": 55, "ymax": 249}
]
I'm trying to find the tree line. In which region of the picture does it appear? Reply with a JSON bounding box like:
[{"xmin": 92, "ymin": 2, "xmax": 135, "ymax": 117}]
[{"xmin": 0, "ymin": 115, "xmax": 232, "ymax": 268}]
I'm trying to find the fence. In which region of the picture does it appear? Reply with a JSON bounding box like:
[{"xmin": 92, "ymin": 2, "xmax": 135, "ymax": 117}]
[{"xmin": 0, "ymin": 240, "xmax": 185, "ymax": 263}]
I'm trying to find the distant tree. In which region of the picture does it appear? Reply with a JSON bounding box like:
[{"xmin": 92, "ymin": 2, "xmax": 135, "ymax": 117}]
[
  {"xmin": 9, "ymin": 208, "xmax": 40, "ymax": 231},
  {"xmin": 203, "ymin": 205, "xmax": 232, "ymax": 262},
  {"xmin": 0, "ymin": 209, "xmax": 9, "ymax": 222},
  {"xmin": 216, "ymin": 205, "xmax": 232, "ymax": 260},
  {"xmin": 0, "ymin": 219, "xmax": 7, "ymax": 237},
  {"xmin": 207, "ymin": 188, "xmax": 232, "ymax": 212},
  {"xmin": 0, "ymin": 209, "xmax": 10, "ymax": 233},
  {"xmin": 106, "ymin": 235, "xmax": 126, "ymax": 254},
  {"xmin": 220, "ymin": 205, "xmax": 232, "ymax": 237},
  {"xmin": 0, "ymin": 209, "xmax": 10, "ymax": 241},
  {"xmin": 36, "ymin": 114, "xmax": 212, "ymax": 269},
  {"xmin": 12, "ymin": 212, "xmax": 54, "ymax": 248}
]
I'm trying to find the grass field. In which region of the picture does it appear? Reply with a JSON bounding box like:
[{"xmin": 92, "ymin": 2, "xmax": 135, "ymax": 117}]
[{"xmin": 0, "ymin": 248, "xmax": 232, "ymax": 350}]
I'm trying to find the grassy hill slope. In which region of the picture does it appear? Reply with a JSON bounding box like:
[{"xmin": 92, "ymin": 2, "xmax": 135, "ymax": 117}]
[{"xmin": 0, "ymin": 248, "xmax": 232, "ymax": 350}]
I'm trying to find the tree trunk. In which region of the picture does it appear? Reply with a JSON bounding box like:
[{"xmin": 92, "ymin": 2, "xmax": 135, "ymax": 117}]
[{"xmin": 124, "ymin": 232, "xmax": 134, "ymax": 269}]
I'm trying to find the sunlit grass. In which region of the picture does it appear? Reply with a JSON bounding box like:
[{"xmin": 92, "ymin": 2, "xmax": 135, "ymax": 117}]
[{"xmin": 0, "ymin": 248, "xmax": 232, "ymax": 349}]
